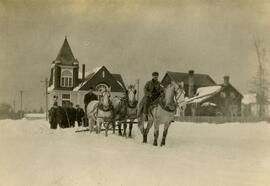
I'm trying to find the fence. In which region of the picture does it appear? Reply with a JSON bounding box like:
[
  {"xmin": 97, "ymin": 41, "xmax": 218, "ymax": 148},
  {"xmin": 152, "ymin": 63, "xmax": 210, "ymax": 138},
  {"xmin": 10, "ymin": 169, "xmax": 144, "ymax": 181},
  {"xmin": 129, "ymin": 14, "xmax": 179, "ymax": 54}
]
[{"xmin": 174, "ymin": 116, "xmax": 270, "ymax": 124}]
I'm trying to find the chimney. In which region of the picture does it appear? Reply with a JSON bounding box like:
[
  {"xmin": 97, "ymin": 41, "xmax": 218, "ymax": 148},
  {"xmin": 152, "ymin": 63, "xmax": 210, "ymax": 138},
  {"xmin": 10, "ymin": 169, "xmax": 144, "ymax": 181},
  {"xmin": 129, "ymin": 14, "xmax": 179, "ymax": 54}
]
[
  {"xmin": 223, "ymin": 76, "xmax": 230, "ymax": 86},
  {"xmin": 82, "ymin": 64, "xmax": 85, "ymax": 82},
  {"xmin": 188, "ymin": 70, "xmax": 195, "ymax": 98}
]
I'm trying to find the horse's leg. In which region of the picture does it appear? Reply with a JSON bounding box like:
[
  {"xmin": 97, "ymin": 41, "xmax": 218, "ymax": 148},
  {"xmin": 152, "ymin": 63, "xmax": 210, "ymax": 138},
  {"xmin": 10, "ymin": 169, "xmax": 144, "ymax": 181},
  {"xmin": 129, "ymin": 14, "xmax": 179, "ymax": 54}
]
[
  {"xmin": 143, "ymin": 118, "xmax": 153, "ymax": 143},
  {"xmin": 128, "ymin": 120, "xmax": 133, "ymax": 138},
  {"xmin": 117, "ymin": 121, "xmax": 122, "ymax": 136},
  {"xmin": 153, "ymin": 121, "xmax": 159, "ymax": 146},
  {"xmin": 137, "ymin": 115, "xmax": 145, "ymax": 136},
  {"xmin": 97, "ymin": 119, "xmax": 101, "ymax": 134},
  {"xmin": 161, "ymin": 121, "xmax": 171, "ymax": 146},
  {"xmin": 89, "ymin": 117, "xmax": 93, "ymax": 133},
  {"xmin": 123, "ymin": 120, "xmax": 127, "ymax": 137},
  {"xmin": 105, "ymin": 121, "xmax": 108, "ymax": 137},
  {"xmin": 112, "ymin": 121, "xmax": 116, "ymax": 134}
]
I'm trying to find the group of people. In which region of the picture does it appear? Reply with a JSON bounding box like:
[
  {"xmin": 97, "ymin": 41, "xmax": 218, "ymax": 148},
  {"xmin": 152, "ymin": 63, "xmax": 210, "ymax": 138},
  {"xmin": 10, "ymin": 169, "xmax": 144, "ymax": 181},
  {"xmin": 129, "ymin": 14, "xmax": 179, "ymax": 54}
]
[
  {"xmin": 48, "ymin": 87, "xmax": 98, "ymax": 129},
  {"xmin": 49, "ymin": 72, "xmax": 165, "ymax": 129},
  {"xmin": 48, "ymin": 102, "xmax": 85, "ymax": 129}
]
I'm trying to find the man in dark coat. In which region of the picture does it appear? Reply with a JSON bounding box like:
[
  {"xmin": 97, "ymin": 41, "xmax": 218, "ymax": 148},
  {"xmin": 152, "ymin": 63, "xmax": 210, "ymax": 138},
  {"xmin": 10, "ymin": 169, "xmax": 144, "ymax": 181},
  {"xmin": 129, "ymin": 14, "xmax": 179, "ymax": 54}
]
[
  {"xmin": 139, "ymin": 72, "xmax": 163, "ymax": 119},
  {"xmin": 75, "ymin": 104, "xmax": 85, "ymax": 127},
  {"xmin": 84, "ymin": 87, "xmax": 98, "ymax": 127},
  {"xmin": 48, "ymin": 102, "xmax": 58, "ymax": 129},
  {"xmin": 68, "ymin": 102, "xmax": 76, "ymax": 128},
  {"xmin": 61, "ymin": 103, "xmax": 70, "ymax": 128},
  {"xmin": 56, "ymin": 105, "xmax": 63, "ymax": 128}
]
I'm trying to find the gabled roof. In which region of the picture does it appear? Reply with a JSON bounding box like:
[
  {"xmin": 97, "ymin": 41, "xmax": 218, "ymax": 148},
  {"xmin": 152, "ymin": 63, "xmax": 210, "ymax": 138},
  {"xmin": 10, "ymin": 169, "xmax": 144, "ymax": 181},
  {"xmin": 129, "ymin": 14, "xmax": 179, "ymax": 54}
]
[
  {"xmin": 73, "ymin": 66, "xmax": 126, "ymax": 92},
  {"xmin": 164, "ymin": 71, "xmax": 216, "ymax": 86},
  {"xmin": 111, "ymin": 74, "xmax": 126, "ymax": 90},
  {"xmin": 55, "ymin": 37, "xmax": 76, "ymax": 65},
  {"xmin": 186, "ymin": 86, "xmax": 222, "ymax": 103},
  {"xmin": 218, "ymin": 83, "xmax": 243, "ymax": 98},
  {"xmin": 186, "ymin": 84, "xmax": 243, "ymax": 104}
]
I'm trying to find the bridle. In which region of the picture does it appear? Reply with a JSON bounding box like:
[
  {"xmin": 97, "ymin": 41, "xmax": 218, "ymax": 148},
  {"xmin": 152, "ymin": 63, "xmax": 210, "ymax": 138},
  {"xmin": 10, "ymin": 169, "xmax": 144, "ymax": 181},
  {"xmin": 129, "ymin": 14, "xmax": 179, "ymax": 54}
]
[{"xmin": 98, "ymin": 90, "xmax": 113, "ymax": 112}]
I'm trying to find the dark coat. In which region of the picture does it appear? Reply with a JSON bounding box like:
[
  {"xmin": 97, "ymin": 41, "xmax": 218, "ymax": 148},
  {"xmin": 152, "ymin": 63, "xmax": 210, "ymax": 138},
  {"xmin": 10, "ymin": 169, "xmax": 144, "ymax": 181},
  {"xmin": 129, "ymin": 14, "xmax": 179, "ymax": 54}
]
[
  {"xmin": 84, "ymin": 92, "xmax": 98, "ymax": 106},
  {"xmin": 49, "ymin": 106, "xmax": 58, "ymax": 129},
  {"xmin": 68, "ymin": 107, "xmax": 77, "ymax": 124},
  {"xmin": 139, "ymin": 79, "xmax": 163, "ymax": 114},
  {"xmin": 56, "ymin": 106, "xmax": 63, "ymax": 125},
  {"xmin": 61, "ymin": 107, "xmax": 70, "ymax": 128},
  {"xmin": 76, "ymin": 108, "xmax": 85, "ymax": 122}
]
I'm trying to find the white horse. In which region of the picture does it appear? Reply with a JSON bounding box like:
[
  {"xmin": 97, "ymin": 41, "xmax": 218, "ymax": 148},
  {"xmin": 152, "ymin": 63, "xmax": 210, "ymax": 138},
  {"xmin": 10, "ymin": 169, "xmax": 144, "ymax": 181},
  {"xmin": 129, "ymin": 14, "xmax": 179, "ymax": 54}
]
[
  {"xmin": 111, "ymin": 85, "xmax": 138, "ymax": 137},
  {"xmin": 138, "ymin": 81, "xmax": 184, "ymax": 146},
  {"xmin": 87, "ymin": 87, "xmax": 114, "ymax": 136}
]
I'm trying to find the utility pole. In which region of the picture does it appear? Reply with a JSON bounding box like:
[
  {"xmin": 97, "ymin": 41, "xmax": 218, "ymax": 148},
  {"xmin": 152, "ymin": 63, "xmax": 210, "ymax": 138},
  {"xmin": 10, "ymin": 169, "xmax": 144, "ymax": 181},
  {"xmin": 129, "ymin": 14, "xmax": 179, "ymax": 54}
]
[
  {"xmin": 41, "ymin": 78, "xmax": 49, "ymax": 120},
  {"xmin": 19, "ymin": 90, "xmax": 23, "ymax": 118},
  {"xmin": 13, "ymin": 100, "xmax": 16, "ymax": 112}
]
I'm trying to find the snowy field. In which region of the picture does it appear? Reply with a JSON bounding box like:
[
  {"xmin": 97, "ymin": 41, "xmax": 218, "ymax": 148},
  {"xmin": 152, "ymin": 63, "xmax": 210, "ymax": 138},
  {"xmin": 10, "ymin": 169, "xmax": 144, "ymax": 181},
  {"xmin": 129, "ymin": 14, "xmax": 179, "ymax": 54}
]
[{"xmin": 0, "ymin": 119, "xmax": 270, "ymax": 186}]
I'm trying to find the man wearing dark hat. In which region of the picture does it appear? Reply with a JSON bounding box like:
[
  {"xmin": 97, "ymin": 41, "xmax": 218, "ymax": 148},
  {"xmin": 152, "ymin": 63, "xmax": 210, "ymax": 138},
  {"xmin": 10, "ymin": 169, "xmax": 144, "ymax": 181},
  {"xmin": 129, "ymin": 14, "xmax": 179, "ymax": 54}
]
[
  {"xmin": 139, "ymin": 72, "xmax": 163, "ymax": 120},
  {"xmin": 83, "ymin": 87, "xmax": 98, "ymax": 126}
]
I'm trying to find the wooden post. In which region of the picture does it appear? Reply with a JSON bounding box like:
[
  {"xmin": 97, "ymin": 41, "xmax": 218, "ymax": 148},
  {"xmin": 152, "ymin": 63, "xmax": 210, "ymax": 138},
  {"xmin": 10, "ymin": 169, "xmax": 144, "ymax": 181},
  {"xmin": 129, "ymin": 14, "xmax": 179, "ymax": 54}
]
[{"xmin": 20, "ymin": 90, "xmax": 23, "ymax": 118}]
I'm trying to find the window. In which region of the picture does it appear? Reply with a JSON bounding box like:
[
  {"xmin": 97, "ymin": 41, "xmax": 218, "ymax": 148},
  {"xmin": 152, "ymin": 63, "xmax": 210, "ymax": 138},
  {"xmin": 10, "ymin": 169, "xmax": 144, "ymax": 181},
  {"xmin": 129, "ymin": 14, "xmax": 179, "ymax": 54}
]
[{"xmin": 61, "ymin": 70, "xmax": 73, "ymax": 87}]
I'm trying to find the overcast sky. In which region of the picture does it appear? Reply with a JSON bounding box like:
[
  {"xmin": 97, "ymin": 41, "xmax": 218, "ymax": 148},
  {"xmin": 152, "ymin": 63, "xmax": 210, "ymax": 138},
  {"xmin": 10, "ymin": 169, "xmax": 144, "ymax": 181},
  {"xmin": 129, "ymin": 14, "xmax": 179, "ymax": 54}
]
[{"xmin": 1, "ymin": 0, "xmax": 270, "ymax": 110}]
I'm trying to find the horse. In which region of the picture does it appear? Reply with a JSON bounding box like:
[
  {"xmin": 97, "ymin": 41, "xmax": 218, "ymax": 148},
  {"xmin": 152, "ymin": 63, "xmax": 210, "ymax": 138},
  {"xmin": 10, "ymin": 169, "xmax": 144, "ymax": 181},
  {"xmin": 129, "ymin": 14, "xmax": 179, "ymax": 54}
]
[
  {"xmin": 138, "ymin": 81, "xmax": 184, "ymax": 146},
  {"xmin": 86, "ymin": 87, "xmax": 114, "ymax": 136},
  {"xmin": 111, "ymin": 85, "xmax": 138, "ymax": 137}
]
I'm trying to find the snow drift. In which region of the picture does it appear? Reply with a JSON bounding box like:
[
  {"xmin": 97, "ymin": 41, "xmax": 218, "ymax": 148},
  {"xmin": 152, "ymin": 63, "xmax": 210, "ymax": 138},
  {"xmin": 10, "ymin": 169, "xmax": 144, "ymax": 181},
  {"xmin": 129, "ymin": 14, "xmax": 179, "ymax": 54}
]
[{"xmin": 0, "ymin": 119, "xmax": 270, "ymax": 186}]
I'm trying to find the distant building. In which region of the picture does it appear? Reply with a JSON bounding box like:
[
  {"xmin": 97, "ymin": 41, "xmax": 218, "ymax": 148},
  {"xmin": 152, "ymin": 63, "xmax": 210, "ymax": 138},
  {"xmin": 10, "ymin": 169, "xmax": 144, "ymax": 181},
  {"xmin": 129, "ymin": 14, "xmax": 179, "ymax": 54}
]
[
  {"xmin": 242, "ymin": 93, "xmax": 270, "ymax": 117},
  {"xmin": 161, "ymin": 70, "xmax": 243, "ymax": 116},
  {"xmin": 47, "ymin": 37, "xmax": 126, "ymax": 107}
]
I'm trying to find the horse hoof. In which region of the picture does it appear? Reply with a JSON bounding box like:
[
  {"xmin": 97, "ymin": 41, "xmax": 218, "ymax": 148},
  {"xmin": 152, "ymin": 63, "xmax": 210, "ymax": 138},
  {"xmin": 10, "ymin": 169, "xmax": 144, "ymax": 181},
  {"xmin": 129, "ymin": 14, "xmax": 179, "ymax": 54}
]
[
  {"xmin": 161, "ymin": 140, "xmax": 165, "ymax": 146},
  {"xmin": 143, "ymin": 138, "xmax": 147, "ymax": 143},
  {"xmin": 153, "ymin": 142, "xmax": 158, "ymax": 146}
]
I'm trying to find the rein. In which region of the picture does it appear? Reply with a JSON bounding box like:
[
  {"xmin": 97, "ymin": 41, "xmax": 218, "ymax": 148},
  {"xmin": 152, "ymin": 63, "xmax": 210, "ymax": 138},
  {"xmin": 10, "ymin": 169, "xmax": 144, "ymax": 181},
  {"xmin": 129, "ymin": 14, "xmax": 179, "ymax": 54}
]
[{"xmin": 158, "ymin": 86, "xmax": 184, "ymax": 113}]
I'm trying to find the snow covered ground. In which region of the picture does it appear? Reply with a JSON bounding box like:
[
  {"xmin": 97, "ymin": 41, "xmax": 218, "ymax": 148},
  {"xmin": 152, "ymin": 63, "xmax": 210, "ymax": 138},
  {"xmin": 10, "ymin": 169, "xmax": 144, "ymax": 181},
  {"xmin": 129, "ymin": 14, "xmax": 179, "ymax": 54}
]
[{"xmin": 0, "ymin": 119, "xmax": 270, "ymax": 186}]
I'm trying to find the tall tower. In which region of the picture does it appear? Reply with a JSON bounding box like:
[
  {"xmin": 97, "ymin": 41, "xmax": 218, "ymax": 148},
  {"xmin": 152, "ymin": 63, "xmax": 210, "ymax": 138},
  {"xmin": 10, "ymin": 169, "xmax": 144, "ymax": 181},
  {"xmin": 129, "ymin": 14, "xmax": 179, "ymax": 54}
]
[
  {"xmin": 49, "ymin": 36, "xmax": 79, "ymax": 90},
  {"xmin": 48, "ymin": 37, "xmax": 79, "ymax": 107}
]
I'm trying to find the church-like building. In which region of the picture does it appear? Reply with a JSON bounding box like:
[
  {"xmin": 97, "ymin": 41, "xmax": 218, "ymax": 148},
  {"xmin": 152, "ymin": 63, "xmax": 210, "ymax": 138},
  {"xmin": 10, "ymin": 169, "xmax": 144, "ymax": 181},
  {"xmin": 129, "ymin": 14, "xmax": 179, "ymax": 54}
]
[{"xmin": 47, "ymin": 37, "xmax": 126, "ymax": 108}]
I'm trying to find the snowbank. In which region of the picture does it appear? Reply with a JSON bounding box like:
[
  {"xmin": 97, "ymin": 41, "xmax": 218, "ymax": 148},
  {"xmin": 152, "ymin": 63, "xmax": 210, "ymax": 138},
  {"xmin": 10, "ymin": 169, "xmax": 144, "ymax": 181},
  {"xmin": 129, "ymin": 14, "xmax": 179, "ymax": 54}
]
[{"xmin": 0, "ymin": 119, "xmax": 270, "ymax": 186}]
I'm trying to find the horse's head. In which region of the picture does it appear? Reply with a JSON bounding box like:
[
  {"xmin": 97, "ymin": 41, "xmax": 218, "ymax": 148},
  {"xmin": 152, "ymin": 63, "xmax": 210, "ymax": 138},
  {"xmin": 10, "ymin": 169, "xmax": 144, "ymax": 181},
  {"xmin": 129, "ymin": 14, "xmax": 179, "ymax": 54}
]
[
  {"xmin": 99, "ymin": 87, "xmax": 111, "ymax": 110},
  {"xmin": 164, "ymin": 81, "xmax": 185, "ymax": 110},
  {"xmin": 127, "ymin": 85, "xmax": 137, "ymax": 107}
]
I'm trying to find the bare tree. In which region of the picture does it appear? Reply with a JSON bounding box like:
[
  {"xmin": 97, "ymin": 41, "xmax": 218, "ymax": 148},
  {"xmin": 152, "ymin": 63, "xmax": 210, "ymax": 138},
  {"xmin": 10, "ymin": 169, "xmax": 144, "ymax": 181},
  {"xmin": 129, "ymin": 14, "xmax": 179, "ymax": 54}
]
[{"xmin": 252, "ymin": 37, "xmax": 269, "ymax": 117}]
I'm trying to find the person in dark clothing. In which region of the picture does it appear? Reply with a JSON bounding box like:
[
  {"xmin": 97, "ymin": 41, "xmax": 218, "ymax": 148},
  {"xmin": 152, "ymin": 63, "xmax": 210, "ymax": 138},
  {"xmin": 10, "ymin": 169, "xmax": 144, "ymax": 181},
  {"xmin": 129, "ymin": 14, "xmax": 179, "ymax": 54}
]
[
  {"xmin": 75, "ymin": 104, "xmax": 85, "ymax": 127},
  {"xmin": 68, "ymin": 102, "xmax": 76, "ymax": 128},
  {"xmin": 56, "ymin": 105, "xmax": 63, "ymax": 128},
  {"xmin": 139, "ymin": 72, "xmax": 163, "ymax": 120},
  {"xmin": 84, "ymin": 87, "xmax": 98, "ymax": 127},
  {"xmin": 61, "ymin": 103, "xmax": 70, "ymax": 128},
  {"xmin": 48, "ymin": 102, "xmax": 58, "ymax": 129}
]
